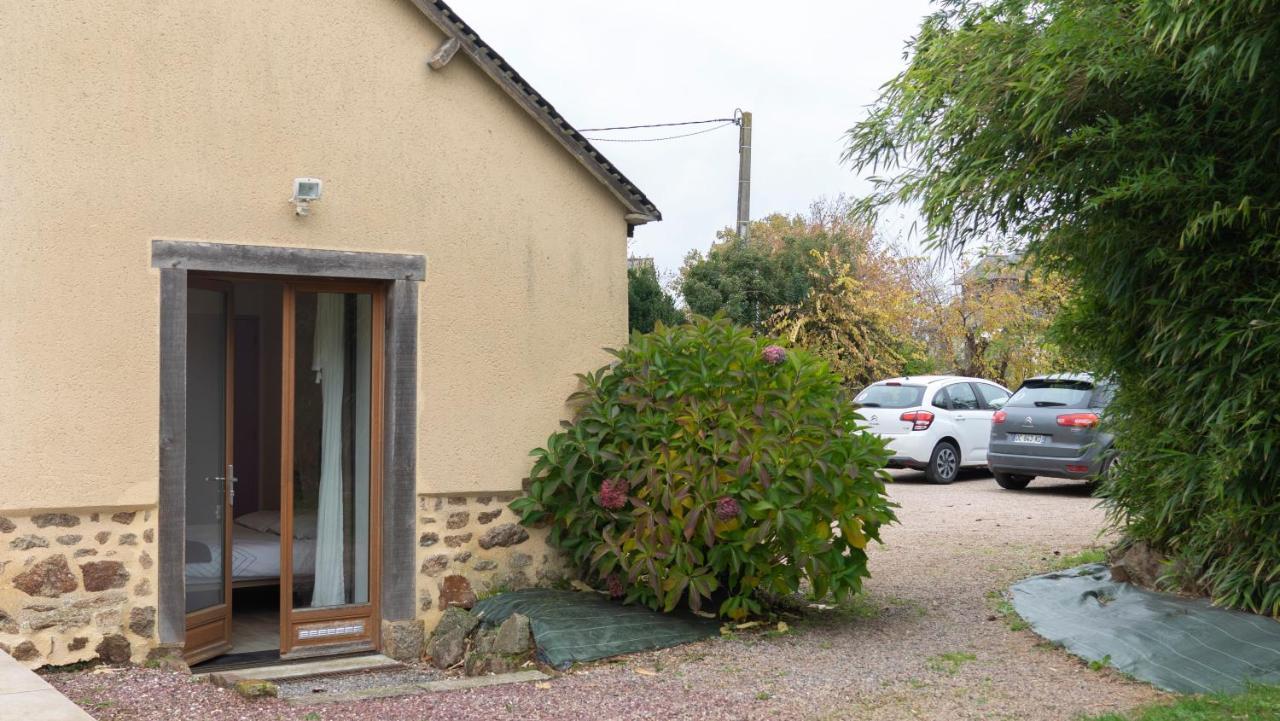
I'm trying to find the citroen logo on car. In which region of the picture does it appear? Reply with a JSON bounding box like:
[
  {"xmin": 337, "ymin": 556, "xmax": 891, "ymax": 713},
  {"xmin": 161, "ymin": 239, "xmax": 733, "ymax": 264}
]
[
  {"xmin": 869, "ymin": 415, "xmax": 879, "ymax": 423},
  {"xmin": 1023, "ymin": 416, "xmax": 1035, "ymax": 427}
]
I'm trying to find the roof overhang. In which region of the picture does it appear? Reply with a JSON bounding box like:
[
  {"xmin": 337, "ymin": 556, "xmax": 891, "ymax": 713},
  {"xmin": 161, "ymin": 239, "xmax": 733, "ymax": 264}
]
[{"xmin": 407, "ymin": 0, "xmax": 662, "ymax": 225}]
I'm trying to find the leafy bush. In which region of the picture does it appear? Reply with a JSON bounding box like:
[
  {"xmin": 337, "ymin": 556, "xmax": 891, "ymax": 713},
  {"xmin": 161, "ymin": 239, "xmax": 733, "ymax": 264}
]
[
  {"xmin": 511, "ymin": 316, "xmax": 896, "ymax": 619},
  {"xmin": 844, "ymin": 0, "xmax": 1280, "ymax": 616}
]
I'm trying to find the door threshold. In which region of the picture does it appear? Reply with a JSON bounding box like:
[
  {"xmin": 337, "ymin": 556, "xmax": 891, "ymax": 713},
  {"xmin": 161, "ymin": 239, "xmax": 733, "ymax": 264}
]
[{"xmin": 194, "ymin": 653, "xmax": 401, "ymax": 683}]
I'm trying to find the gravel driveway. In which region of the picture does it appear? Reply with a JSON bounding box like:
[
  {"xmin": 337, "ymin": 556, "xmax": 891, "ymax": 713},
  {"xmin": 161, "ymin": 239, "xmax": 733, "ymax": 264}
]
[{"xmin": 46, "ymin": 471, "xmax": 1166, "ymax": 721}]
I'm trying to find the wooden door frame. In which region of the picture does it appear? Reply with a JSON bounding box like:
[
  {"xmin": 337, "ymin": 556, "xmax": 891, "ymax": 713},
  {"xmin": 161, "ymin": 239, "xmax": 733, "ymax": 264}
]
[
  {"xmin": 154, "ymin": 240, "xmax": 424, "ymax": 662},
  {"xmin": 181, "ymin": 278, "xmax": 236, "ymax": 664},
  {"xmin": 279, "ymin": 280, "xmax": 385, "ymax": 657}
]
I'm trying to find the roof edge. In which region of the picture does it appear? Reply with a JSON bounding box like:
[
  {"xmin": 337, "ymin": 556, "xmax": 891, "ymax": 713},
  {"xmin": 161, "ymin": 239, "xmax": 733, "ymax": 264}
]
[{"xmin": 407, "ymin": 0, "xmax": 661, "ymax": 224}]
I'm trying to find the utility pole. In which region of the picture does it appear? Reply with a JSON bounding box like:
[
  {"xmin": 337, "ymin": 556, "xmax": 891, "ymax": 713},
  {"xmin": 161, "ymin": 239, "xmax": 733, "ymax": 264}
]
[{"xmin": 735, "ymin": 110, "xmax": 752, "ymax": 241}]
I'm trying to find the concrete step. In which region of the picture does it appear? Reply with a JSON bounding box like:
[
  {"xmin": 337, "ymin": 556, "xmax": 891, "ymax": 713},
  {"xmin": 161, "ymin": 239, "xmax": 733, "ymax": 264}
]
[
  {"xmin": 200, "ymin": 653, "xmax": 402, "ymax": 686},
  {"xmin": 0, "ymin": 650, "xmax": 94, "ymax": 721}
]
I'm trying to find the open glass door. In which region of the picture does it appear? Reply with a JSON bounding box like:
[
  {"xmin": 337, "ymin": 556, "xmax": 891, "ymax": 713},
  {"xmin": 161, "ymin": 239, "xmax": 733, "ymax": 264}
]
[
  {"xmin": 184, "ymin": 281, "xmax": 235, "ymax": 663},
  {"xmin": 280, "ymin": 283, "xmax": 382, "ymax": 657}
]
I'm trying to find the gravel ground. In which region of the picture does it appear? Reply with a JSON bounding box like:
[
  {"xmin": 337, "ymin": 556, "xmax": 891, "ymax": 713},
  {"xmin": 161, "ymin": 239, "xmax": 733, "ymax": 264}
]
[{"xmin": 45, "ymin": 470, "xmax": 1167, "ymax": 720}]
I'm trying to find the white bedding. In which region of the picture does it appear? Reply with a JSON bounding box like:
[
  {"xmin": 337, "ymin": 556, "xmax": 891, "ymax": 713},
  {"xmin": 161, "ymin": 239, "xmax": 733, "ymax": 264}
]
[{"xmin": 186, "ymin": 523, "xmax": 316, "ymax": 582}]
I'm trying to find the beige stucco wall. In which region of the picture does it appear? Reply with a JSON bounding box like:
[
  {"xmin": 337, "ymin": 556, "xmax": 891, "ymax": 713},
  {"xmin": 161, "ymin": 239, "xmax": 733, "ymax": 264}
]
[{"xmin": 0, "ymin": 0, "xmax": 631, "ymax": 511}]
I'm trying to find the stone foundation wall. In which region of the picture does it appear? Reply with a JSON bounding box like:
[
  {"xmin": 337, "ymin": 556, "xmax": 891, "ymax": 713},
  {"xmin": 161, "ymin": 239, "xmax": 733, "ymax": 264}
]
[
  {"xmin": 0, "ymin": 508, "xmax": 157, "ymax": 668},
  {"xmin": 416, "ymin": 493, "xmax": 570, "ymax": 630}
]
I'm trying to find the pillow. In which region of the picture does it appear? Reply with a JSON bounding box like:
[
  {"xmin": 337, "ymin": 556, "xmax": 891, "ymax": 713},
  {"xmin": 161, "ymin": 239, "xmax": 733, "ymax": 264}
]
[
  {"xmin": 235, "ymin": 510, "xmax": 317, "ymax": 540},
  {"xmin": 234, "ymin": 510, "xmax": 279, "ymax": 534}
]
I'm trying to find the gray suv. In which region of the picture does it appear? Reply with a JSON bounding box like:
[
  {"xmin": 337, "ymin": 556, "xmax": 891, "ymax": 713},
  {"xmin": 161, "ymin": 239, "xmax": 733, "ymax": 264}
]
[{"xmin": 986, "ymin": 373, "xmax": 1116, "ymax": 490}]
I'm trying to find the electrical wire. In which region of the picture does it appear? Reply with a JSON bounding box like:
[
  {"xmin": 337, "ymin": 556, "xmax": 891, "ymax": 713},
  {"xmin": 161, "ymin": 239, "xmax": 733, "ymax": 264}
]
[
  {"xmin": 578, "ymin": 117, "xmax": 737, "ymax": 132},
  {"xmin": 584, "ymin": 120, "xmax": 737, "ymax": 143}
]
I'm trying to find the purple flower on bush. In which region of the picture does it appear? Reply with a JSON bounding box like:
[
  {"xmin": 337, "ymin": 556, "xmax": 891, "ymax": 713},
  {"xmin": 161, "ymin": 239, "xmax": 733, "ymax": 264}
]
[
  {"xmin": 606, "ymin": 573, "xmax": 624, "ymax": 599},
  {"xmin": 762, "ymin": 345, "xmax": 787, "ymax": 365},
  {"xmin": 715, "ymin": 496, "xmax": 741, "ymax": 521},
  {"xmin": 596, "ymin": 478, "xmax": 629, "ymax": 510}
]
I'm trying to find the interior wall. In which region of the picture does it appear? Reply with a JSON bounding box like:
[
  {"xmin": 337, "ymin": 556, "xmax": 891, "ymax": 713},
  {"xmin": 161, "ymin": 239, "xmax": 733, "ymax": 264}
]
[{"xmin": 0, "ymin": 0, "xmax": 631, "ymax": 511}]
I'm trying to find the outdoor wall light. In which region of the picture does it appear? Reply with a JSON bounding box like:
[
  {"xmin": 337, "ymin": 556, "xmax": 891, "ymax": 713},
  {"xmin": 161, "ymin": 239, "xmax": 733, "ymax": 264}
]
[{"xmin": 291, "ymin": 177, "xmax": 323, "ymax": 216}]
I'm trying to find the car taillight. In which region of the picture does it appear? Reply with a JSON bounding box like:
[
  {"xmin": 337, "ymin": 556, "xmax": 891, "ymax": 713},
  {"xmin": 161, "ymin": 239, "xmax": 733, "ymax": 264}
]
[
  {"xmin": 1056, "ymin": 413, "xmax": 1099, "ymax": 428},
  {"xmin": 900, "ymin": 410, "xmax": 935, "ymax": 431},
  {"xmin": 993, "ymin": 410, "xmax": 1007, "ymax": 424}
]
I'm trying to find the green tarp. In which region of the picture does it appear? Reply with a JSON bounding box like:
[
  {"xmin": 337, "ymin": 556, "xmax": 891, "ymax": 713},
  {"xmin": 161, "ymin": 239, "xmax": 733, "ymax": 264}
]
[
  {"xmin": 472, "ymin": 589, "xmax": 719, "ymax": 669},
  {"xmin": 1012, "ymin": 564, "xmax": 1280, "ymax": 694}
]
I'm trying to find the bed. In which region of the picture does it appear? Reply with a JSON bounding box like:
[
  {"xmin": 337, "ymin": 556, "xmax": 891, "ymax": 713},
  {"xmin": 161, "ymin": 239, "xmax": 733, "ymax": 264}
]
[{"xmin": 186, "ymin": 513, "xmax": 316, "ymax": 589}]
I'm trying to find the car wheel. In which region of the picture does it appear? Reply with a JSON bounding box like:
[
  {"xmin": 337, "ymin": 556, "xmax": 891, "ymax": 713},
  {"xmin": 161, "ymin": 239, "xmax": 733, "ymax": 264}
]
[
  {"xmin": 994, "ymin": 472, "xmax": 1033, "ymax": 490},
  {"xmin": 926, "ymin": 441, "xmax": 960, "ymax": 485}
]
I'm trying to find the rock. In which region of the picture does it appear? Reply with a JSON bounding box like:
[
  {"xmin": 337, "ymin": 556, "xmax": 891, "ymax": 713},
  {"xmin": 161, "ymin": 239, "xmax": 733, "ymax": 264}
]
[
  {"xmin": 33, "ymin": 513, "xmax": 79, "ymax": 528},
  {"xmin": 95, "ymin": 634, "xmax": 131, "ymax": 664},
  {"xmin": 73, "ymin": 549, "xmax": 97, "ymax": 558},
  {"xmin": 129, "ymin": 606, "xmax": 156, "ymax": 637},
  {"xmin": 1109, "ymin": 541, "xmax": 1166, "ymax": 589},
  {"xmin": 111, "ymin": 512, "xmax": 136, "ymax": 525},
  {"xmin": 421, "ymin": 554, "xmax": 450, "ymax": 576},
  {"xmin": 68, "ymin": 637, "xmax": 89, "ymax": 652},
  {"xmin": 95, "ymin": 531, "xmax": 110, "ymax": 545},
  {"xmin": 233, "ymin": 679, "xmax": 278, "ymax": 698},
  {"xmin": 81, "ymin": 560, "xmax": 130, "ymax": 592},
  {"xmin": 0, "ymin": 516, "xmax": 14, "ymax": 533},
  {"xmin": 465, "ymin": 652, "xmax": 522, "ymax": 676},
  {"xmin": 419, "ymin": 532, "xmax": 439, "ymax": 547},
  {"xmin": 11, "ymin": 641, "xmax": 40, "ymax": 662},
  {"xmin": 0, "ymin": 610, "xmax": 18, "ymax": 634},
  {"xmin": 428, "ymin": 631, "xmax": 466, "ymax": 669},
  {"xmin": 138, "ymin": 551, "xmax": 153, "ymax": 569},
  {"xmin": 13, "ymin": 555, "xmax": 78, "ymax": 597},
  {"xmin": 447, "ymin": 512, "xmax": 470, "ymax": 529},
  {"xmin": 509, "ymin": 552, "xmax": 532, "ymax": 569},
  {"xmin": 444, "ymin": 533, "xmax": 472, "ymax": 548},
  {"xmin": 143, "ymin": 529, "xmax": 154, "ymax": 543},
  {"xmin": 381, "ymin": 619, "xmax": 425, "ymax": 662},
  {"xmin": 118, "ymin": 533, "xmax": 138, "ymax": 546},
  {"xmin": 447, "ymin": 497, "xmax": 467, "ymax": 506},
  {"xmin": 25, "ymin": 604, "xmax": 91, "ymax": 631},
  {"xmin": 144, "ymin": 645, "xmax": 189, "ymax": 673},
  {"xmin": 473, "ymin": 559, "xmax": 498, "ymax": 572},
  {"xmin": 454, "ymin": 552, "xmax": 472, "ymax": 564},
  {"xmin": 477, "ymin": 509, "xmax": 502, "ymax": 524},
  {"xmin": 56, "ymin": 535, "xmax": 82, "ymax": 546},
  {"xmin": 10, "ymin": 534, "xmax": 48, "ymax": 551},
  {"xmin": 440, "ymin": 575, "xmax": 477, "ymax": 609},
  {"xmin": 426, "ymin": 608, "xmax": 479, "ymax": 669},
  {"xmin": 492, "ymin": 613, "xmax": 532, "ymax": 655},
  {"xmin": 434, "ymin": 606, "xmax": 480, "ymax": 638},
  {"xmin": 494, "ymin": 570, "xmax": 532, "ymax": 591},
  {"xmin": 420, "ymin": 592, "xmax": 434, "ymax": 611},
  {"xmin": 478, "ymin": 523, "xmax": 528, "ymax": 550},
  {"xmin": 134, "ymin": 579, "xmax": 152, "ymax": 596}
]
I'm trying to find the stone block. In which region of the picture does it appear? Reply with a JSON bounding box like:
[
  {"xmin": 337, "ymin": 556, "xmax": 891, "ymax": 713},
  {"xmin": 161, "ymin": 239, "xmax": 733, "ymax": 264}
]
[
  {"xmin": 10, "ymin": 535, "xmax": 48, "ymax": 551},
  {"xmin": 381, "ymin": 619, "xmax": 425, "ymax": 662},
  {"xmin": 440, "ymin": 575, "xmax": 477, "ymax": 609},
  {"xmin": 80, "ymin": 560, "xmax": 129, "ymax": 592},
  {"xmin": 478, "ymin": 523, "xmax": 529, "ymax": 550},
  {"xmin": 95, "ymin": 634, "xmax": 131, "ymax": 664},
  {"xmin": 32, "ymin": 513, "xmax": 79, "ymax": 528},
  {"xmin": 13, "ymin": 555, "xmax": 78, "ymax": 597}
]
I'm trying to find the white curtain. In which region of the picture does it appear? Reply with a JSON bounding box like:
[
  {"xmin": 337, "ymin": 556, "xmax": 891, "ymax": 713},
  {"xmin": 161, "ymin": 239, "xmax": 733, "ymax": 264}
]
[{"xmin": 311, "ymin": 293, "xmax": 346, "ymax": 607}]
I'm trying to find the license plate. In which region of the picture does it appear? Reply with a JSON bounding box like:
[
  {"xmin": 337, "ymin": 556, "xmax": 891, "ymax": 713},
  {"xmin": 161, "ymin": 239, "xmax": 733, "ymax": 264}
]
[{"xmin": 1010, "ymin": 433, "xmax": 1048, "ymax": 444}]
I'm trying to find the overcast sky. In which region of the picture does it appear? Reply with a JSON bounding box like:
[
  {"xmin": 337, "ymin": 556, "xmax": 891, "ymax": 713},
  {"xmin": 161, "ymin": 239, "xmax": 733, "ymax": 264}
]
[{"xmin": 453, "ymin": 1, "xmax": 936, "ymax": 277}]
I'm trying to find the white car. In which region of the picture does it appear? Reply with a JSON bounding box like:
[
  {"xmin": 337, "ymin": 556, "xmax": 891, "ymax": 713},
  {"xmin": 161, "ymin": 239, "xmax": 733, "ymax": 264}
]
[{"xmin": 854, "ymin": 375, "xmax": 1012, "ymax": 484}]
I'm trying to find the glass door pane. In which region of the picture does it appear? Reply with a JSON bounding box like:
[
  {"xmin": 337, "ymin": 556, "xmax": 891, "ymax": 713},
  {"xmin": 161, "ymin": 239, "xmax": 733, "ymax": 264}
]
[
  {"xmin": 185, "ymin": 287, "xmax": 230, "ymax": 614},
  {"xmin": 290, "ymin": 291, "xmax": 372, "ymax": 610}
]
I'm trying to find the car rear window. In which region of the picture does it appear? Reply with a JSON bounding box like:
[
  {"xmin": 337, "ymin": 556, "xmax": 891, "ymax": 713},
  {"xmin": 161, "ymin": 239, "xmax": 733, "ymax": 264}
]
[
  {"xmin": 1006, "ymin": 379, "xmax": 1094, "ymax": 408},
  {"xmin": 855, "ymin": 383, "xmax": 925, "ymax": 409}
]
